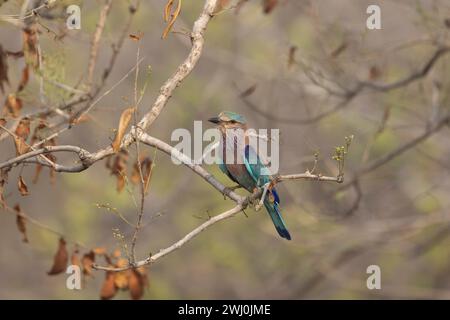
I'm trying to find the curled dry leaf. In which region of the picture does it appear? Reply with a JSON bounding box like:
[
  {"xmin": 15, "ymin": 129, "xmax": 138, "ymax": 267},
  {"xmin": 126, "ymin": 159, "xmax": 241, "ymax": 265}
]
[
  {"xmin": 112, "ymin": 248, "xmax": 121, "ymax": 258},
  {"xmin": 369, "ymin": 65, "xmax": 382, "ymax": 80},
  {"xmin": 0, "ymin": 168, "xmax": 8, "ymax": 208},
  {"xmin": 163, "ymin": 0, "xmax": 174, "ymax": 22},
  {"xmin": 112, "ymin": 107, "xmax": 135, "ymax": 153},
  {"xmin": 131, "ymin": 156, "xmax": 153, "ymax": 193},
  {"xmin": 129, "ymin": 33, "xmax": 142, "ymax": 41},
  {"xmin": 330, "ymin": 41, "xmax": 348, "ymax": 58},
  {"xmin": 240, "ymin": 84, "xmax": 257, "ymax": 98},
  {"xmin": 47, "ymin": 238, "xmax": 68, "ymax": 275},
  {"xmin": 100, "ymin": 271, "xmax": 117, "ymax": 300},
  {"xmin": 114, "ymin": 258, "xmax": 129, "ymax": 290},
  {"xmin": 18, "ymin": 176, "xmax": 29, "ymax": 196},
  {"xmin": 162, "ymin": 0, "xmax": 182, "ymax": 39},
  {"xmin": 82, "ymin": 251, "xmax": 95, "ymax": 276},
  {"xmin": 14, "ymin": 204, "xmax": 28, "ymax": 243},
  {"xmin": 262, "ymin": 0, "xmax": 278, "ymax": 14},
  {"xmin": 17, "ymin": 65, "xmax": 29, "ymax": 92},
  {"xmin": 0, "ymin": 45, "xmax": 9, "ymax": 93},
  {"xmin": 109, "ymin": 150, "xmax": 129, "ymax": 193},
  {"xmin": 23, "ymin": 26, "xmax": 39, "ymax": 70},
  {"xmin": 129, "ymin": 267, "xmax": 149, "ymax": 300},
  {"xmin": 14, "ymin": 117, "xmax": 30, "ymax": 155},
  {"xmin": 32, "ymin": 164, "xmax": 42, "ymax": 184},
  {"xmin": 93, "ymin": 247, "xmax": 107, "ymax": 255},
  {"xmin": 71, "ymin": 247, "xmax": 81, "ymax": 268},
  {"xmin": 0, "ymin": 117, "xmax": 6, "ymax": 130},
  {"xmin": 4, "ymin": 94, "xmax": 23, "ymax": 118},
  {"xmin": 288, "ymin": 45, "xmax": 297, "ymax": 69}
]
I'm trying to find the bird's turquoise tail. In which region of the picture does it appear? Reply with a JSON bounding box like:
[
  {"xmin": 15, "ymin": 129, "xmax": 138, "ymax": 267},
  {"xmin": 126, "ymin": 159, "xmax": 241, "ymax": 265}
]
[{"xmin": 264, "ymin": 197, "xmax": 291, "ymax": 240}]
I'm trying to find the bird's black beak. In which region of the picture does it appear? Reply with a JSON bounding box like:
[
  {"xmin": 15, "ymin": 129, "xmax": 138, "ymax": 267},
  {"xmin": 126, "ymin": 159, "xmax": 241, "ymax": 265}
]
[{"xmin": 208, "ymin": 117, "xmax": 220, "ymax": 124}]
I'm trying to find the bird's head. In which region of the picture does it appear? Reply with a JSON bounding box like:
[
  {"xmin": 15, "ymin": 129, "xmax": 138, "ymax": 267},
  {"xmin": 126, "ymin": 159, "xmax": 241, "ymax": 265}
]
[{"xmin": 208, "ymin": 111, "xmax": 247, "ymax": 129}]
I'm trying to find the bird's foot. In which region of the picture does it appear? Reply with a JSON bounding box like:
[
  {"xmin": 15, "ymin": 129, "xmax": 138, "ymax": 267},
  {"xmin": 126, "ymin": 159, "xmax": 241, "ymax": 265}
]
[{"xmin": 254, "ymin": 183, "xmax": 271, "ymax": 211}]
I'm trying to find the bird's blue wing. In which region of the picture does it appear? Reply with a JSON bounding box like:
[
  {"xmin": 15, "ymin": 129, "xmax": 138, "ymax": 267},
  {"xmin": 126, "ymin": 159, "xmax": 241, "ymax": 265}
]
[
  {"xmin": 243, "ymin": 145, "xmax": 271, "ymax": 187},
  {"xmin": 244, "ymin": 145, "xmax": 291, "ymax": 240},
  {"xmin": 219, "ymin": 159, "xmax": 237, "ymax": 183}
]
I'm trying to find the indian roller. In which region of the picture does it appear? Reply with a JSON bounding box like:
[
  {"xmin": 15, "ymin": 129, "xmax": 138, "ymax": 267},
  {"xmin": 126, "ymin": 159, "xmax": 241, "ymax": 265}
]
[{"xmin": 208, "ymin": 111, "xmax": 291, "ymax": 240}]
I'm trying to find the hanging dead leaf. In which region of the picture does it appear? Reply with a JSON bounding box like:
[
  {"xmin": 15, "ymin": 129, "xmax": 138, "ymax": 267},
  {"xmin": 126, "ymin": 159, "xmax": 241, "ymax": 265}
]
[
  {"xmin": 288, "ymin": 45, "xmax": 297, "ymax": 69},
  {"xmin": 330, "ymin": 41, "xmax": 348, "ymax": 58},
  {"xmin": 112, "ymin": 248, "xmax": 121, "ymax": 258},
  {"xmin": 71, "ymin": 247, "xmax": 81, "ymax": 268},
  {"xmin": 162, "ymin": 0, "xmax": 182, "ymax": 39},
  {"xmin": 110, "ymin": 150, "xmax": 129, "ymax": 192},
  {"xmin": 131, "ymin": 156, "xmax": 153, "ymax": 192},
  {"xmin": 262, "ymin": 0, "xmax": 278, "ymax": 14},
  {"xmin": 13, "ymin": 117, "xmax": 31, "ymax": 155},
  {"xmin": 18, "ymin": 176, "xmax": 29, "ymax": 196},
  {"xmin": 0, "ymin": 45, "xmax": 9, "ymax": 93},
  {"xmin": 369, "ymin": 65, "xmax": 382, "ymax": 80},
  {"xmin": 129, "ymin": 33, "xmax": 142, "ymax": 41},
  {"xmin": 15, "ymin": 117, "xmax": 30, "ymax": 139},
  {"xmin": 4, "ymin": 94, "xmax": 22, "ymax": 118},
  {"xmin": 445, "ymin": 18, "xmax": 450, "ymax": 29},
  {"xmin": 23, "ymin": 26, "xmax": 39, "ymax": 70},
  {"xmin": 114, "ymin": 258, "xmax": 129, "ymax": 290},
  {"xmin": 82, "ymin": 251, "xmax": 96, "ymax": 276},
  {"xmin": 47, "ymin": 238, "xmax": 68, "ymax": 275},
  {"xmin": 163, "ymin": 0, "xmax": 174, "ymax": 22},
  {"xmin": 93, "ymin": 247, "xmax": 107, "ymax": 255},
  {"xmin": 17, "ymin": 65, "xmax": 29, "ymax": 92},
  {"xmin": 142, "ymin": 157, "xmax": 153, "ymax": 193},
  {"xmin": 240, "ymin": 84, "xmax": 257, "ymax": 98},
  {"xmin": 100, "ymin": 271, "xmax": 117, "ymax": 300},
  {"xmin": 0, "ymin": 168, "xmax": 8, "ymax": 208},
  {"xmin": 128, "ymin": 268, "xmax": 147, "ymax": 300},
  {"xmin": 32, "ymin": 164, "xmax": 42, "ymax": 184},
  {"xmin": 112, "ymin": 107, "xmax": 135, "ymax": 153},
  {"xmin": 14, "ymin": 204, "xmax": 28, "ymax": 243}
]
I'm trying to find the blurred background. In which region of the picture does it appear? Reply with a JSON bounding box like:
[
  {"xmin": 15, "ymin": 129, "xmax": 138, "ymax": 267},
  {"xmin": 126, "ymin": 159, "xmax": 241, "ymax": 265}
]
[{"xmin": 1, "ymin": 0, "xmax": 450, "ymax": 299}]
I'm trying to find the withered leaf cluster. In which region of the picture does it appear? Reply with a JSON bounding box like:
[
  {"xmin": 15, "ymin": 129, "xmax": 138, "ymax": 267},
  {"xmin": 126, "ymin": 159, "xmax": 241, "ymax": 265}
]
[{"xmin": 162, "ymin": 0, "xmax": 182, "ymax": 39}]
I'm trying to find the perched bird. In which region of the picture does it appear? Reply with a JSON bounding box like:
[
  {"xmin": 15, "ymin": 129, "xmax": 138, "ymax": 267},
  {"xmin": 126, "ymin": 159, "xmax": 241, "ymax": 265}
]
[{"xmin": 208, "ymin": 111, "xmax": 291, "ymax": 240}]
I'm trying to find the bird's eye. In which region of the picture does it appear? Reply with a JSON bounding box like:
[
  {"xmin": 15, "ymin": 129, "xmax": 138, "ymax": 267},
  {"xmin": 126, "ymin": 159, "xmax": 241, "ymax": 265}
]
[{"xmin": 230, "ymin": 120, "xmax": 237, "ymax": 124}]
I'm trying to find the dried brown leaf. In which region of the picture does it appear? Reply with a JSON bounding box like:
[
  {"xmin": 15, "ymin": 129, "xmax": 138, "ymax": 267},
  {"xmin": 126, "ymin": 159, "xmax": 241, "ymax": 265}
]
[
  {"xmin": 369, "ymin": 65, "xmax": 382, "ymax": 80},
  {"xmin": 14, "ymin": 204, "xmax": 28, "ymax": 243},
  {"xmin": 129, "ymin": 33, "xmax": 141, "ymax": 41},
  {"xmin": 0, "ymin": 45, "xmax": 9, "ymax": 93},
  {"xmin": 288, "ymin": 45, "xmax": 297, "ymax": 68},
  {"xmin": 162, "ymin": 0, "xmax": 182, "ymax": 39},
  {"xmin": 100, "ymin": 271, "xmax": 117, "ymax": 300},
  {"xmin": 112, "ymin": 107, "xmax": 135, "ymax": 152},
  {"xmin": 330, "ymin": 42, "xmax": 348, "ymax": 58},
  {"xmin": 71, "ymin": 247, "xmax": 81, "ymax": 268},
  {"xmin": 240, "ymin": 84, "xmax": 257, "ymax": 98},
  {"xmin": 114, "ymin": 258, "xmax": 129, "ymax": 290},
  {"xmin": 4, "ymin": 94, "xmax": 23, "ymax": 118},
  {"xmin": 128, "ymin": 267, "xmax": 148, "ymax": 300},
  {"xmin": 47, "ymin": 238, "xmax": 68, "ymax": 275},
  {"xmin": 163, "ymin": 0, "xmax": 174, "ymax": 22},
  {"xmin": 93, "ymin": 247, "xmax": 107, "ymax": 255},
  {"xmin": 17, "ymin": 65, "xmax": 29, "ymax": 92},
  {"xmin": 82, "ymin": 251, "xmax": 96, "ymax": 276},
  {"xmin": 23, "ymin": 26, "xmax": 39, "ymax": 70},
  {"xmin": 18, "ymin": 175, "xmax": 29, "ymax": 196},
  {"xmin": 262, "ymin": 0, "xmax": 278, "ymax": 14}
]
